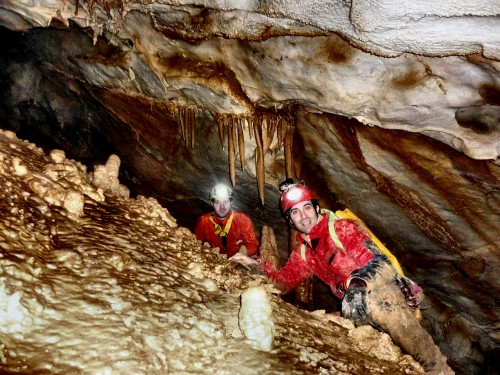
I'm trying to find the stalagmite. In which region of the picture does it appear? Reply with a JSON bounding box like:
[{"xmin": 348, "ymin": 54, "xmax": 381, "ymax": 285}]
[
  {"xmin": 237, "ymin": 118, "xmax": 245, "ymax": 171},
  {"xmin": 91, "ymin": 155, "xmax": 129, "ymax": 198},
  {"xmin": 259, "ymin": 225, "xmax": 278, "ymax": 268},
  {"xmin": 63, "ymin": 190, "xmax": 85, "ymax": 217},
  {"xmin": 49, "ymin": 149, "xmax": 66, "ymax": 164},
  {"xmin": 238, "ymin": 287, "xmax": 275, "ymax": 352},
  {"xmin": 12, "ymin": 157, "xmax": 27, "ymax": 177},
  {"xmin": 105, "ymin": 154, "xmax": 121, "ymax": 178}
]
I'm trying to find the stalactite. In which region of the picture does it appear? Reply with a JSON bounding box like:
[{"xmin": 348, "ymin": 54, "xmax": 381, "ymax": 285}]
[
  {"xmin": 177, "ymin": 107, "xmax": 184, "ymax": 141},
  {"xmin": 172, "ymin": 106, "xmax": 184, "ymax": 139},
  {"xmin": 174, "ymin": 106, "xmax": 197, "ymax": 148},
  {"xmin": 248, "ymin": 117, "xmax": 254, "ymax": 140},
  {"xmin": 277, "ymin": 116, "xmax": 283, "ymax": 151},
  {"xmin": 218, "ymin": 116, "xmax": 225, "ymax": 150},
  {"xmin": 284, "ymin": 122, "xmax": 294, "ymax": 179},
  {"xmin": 237, "ymin": 118, "xmax": 245, "ymax": 171},
  {"xmin": 189, "ymin": 107, "xmax": 196, "ymax": 150},
  {"xmin": 228, "ymin": 118, "xmax": 236, "ymax": 186},
  {"xmin": 262, "ymin": 115, "xmax": 275, "ymax": 152},
  {"xmin": 253, "ymin": 116, "xmax": 265, "ymax": 205},
  {"xmin": 183, "ymin": 106, "xmax": 189, "ymax": 147},
  {"xmin": 231, "ymin": 116, "xmax": 237, "ymax": 158},
  {"xmin": 208, "ymin": 108, "xmax": 296, "ymax": 205}
]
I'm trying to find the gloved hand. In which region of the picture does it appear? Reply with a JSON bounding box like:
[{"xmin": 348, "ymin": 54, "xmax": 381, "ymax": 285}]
[
  {"xmin": 341, "ymin": 278, "xmax": 370, "ymax": 327},
  {"xmin": 395, "ymin": 275, "xmax": 424, "ymax": 309}
]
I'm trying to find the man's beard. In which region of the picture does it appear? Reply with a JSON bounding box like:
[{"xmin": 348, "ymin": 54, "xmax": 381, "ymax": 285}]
[{"xmin": 215, "ymin": 208, "xmax": 230, "ymax": 219}]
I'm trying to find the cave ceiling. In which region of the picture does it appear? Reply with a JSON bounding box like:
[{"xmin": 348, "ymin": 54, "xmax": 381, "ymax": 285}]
[{"xmin": 0, "ymin": 1, "xmax": 499, "ymax": 374}]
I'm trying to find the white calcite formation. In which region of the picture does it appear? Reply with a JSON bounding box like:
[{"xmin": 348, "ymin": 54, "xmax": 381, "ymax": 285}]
[
  {"xmin": 238, "ymin": 286, "xmax": 275, "ymax": 352},
  {"xmin": 91, "ymin": 154, "xmax": 130, "ymax": 198},
  {"xmin": 0, "ymin": 130, "xmax": 424, "ymax": 373}
]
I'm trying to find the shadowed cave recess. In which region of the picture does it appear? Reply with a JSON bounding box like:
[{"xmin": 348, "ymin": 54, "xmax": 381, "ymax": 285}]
[{"xmin": 0, "ymin": 1, "xmax": 499, "ymax": 374}]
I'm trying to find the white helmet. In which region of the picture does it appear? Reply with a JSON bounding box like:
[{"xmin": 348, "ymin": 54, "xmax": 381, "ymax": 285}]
[{"xmin": 209, "ymin": 183, "xmax": 233, "ymax": 200}]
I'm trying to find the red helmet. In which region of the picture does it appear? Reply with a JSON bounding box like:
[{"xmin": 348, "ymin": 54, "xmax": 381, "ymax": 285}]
[{"xmin": 279, "ymin": 183, "xmax": 317, "ymax": 213}]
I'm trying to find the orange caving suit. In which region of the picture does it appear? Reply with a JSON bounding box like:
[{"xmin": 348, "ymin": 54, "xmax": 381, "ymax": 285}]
[{"xmin": 195, "ymin": 210, "xmax": 259, "ymax": 257}]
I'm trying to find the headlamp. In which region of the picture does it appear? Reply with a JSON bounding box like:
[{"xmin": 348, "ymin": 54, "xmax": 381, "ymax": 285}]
[
  {"xmin": 286, "ymin": 187, "xmax": 303, "ymax": 202},
  {"xmin": 210, "ymin": 183, "xmax": 233, "ymax": 200},
  {"xmin": 215, "ymin": 185, "xmax": 228, "ymax": 197}
]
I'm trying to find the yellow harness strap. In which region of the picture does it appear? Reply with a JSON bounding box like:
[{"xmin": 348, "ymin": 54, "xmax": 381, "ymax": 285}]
[
  {"xmin": 334, "ymin": 208, "xmax": 405, "ymax": 276},
  {"xmin": 209, "ymin": 211, "xmax": 235, "ymax": 237}
]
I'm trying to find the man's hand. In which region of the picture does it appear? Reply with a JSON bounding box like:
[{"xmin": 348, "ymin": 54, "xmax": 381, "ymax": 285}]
[
  {"xmin": 229, "ymin": 252, "xmax": 259, "ymax": 266},
  {"xmin": 395, "ymin": 275, "xmax": 424, "ymax": 309},
  {"xmin": 229, "ymin": 253, "xmax": 263, "ymax": 275},
  {"xmin": 341, "ymin": 278, "xmax": 371, "ymax": 327}
]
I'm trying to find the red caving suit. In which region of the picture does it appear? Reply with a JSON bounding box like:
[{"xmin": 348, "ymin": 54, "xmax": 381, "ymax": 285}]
[
  {"xmin": 195, "ymin": 210, "xmax": 259, "ymax": 258},
  {"xmin": 263, "ymin": 209, "xmax": 453, "ymax": 374}
]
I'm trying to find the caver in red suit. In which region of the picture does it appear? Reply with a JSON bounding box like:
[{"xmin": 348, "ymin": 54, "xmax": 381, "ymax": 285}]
[
  {"xmin": 195, "ymin": 183, "xmax": 259, "ymax": 258},
  {"xmin": 195, "ymin": 210, "xmax": 259, "ymax": 257},
  {"xmin": 262, "ymin": 180, "xmax": 454, "ymax": 375}
]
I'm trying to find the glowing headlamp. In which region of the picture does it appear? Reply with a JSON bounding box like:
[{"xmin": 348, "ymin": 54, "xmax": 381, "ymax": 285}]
[
  {"xmin": 210, "ymin": 183, "xmax": 233, "ymax": 200},
  {"xmin": 215, "ymin": 185, "xmax": 228, "ymax": 197},
  {"xmin": 286, "ymin": 187, "xmax": 303, "ymax": 202}
]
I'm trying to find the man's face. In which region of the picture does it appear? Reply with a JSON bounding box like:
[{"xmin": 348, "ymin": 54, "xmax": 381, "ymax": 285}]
[
  {"xmin": 289, "ymin": 200, "xmax": 319, "ymax": 235},
  {"xmin": 213, "ymin": 198, "xmax": 232, "ymax": 219}
]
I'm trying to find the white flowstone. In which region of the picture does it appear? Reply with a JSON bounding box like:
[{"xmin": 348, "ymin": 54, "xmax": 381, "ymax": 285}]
[{"xmin": 238, "ymin": 286, "xmax": 275, "ymax": 352}]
